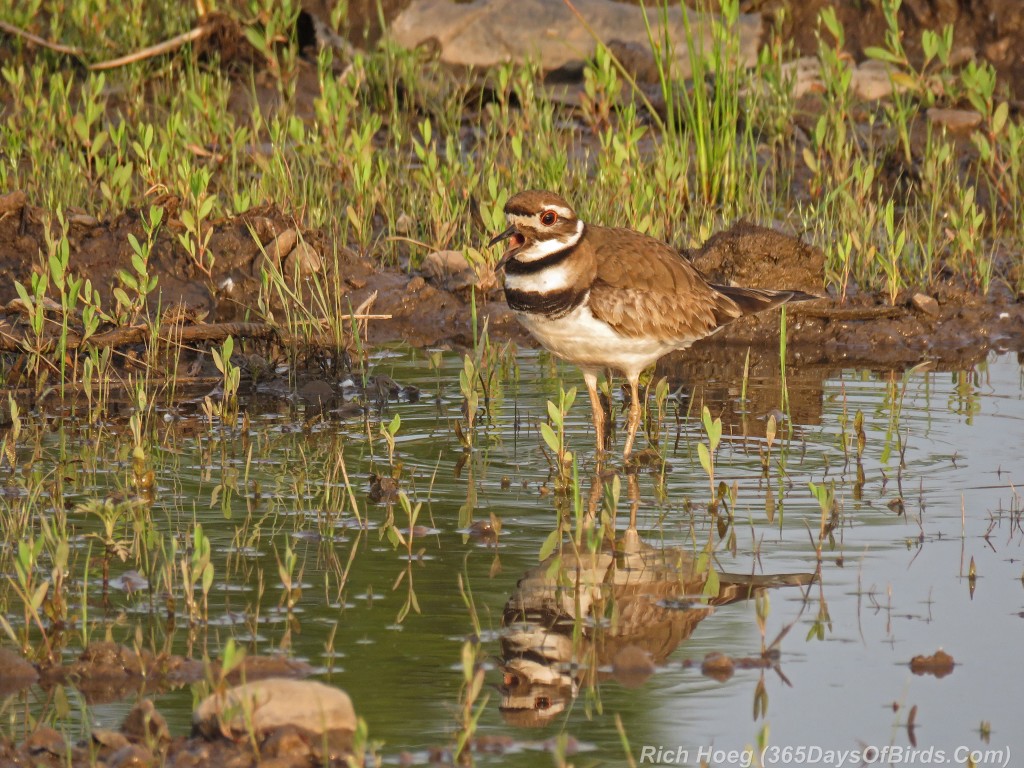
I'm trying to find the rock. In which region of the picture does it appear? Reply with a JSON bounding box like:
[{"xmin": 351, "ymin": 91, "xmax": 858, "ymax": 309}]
[
  {"xmin": 851, "ymin": 59, "xmax": 896, "ymax": 100},
  {"xmin": 298, "ymin": 380, "xmax": 336, "ymax": 405},
  {"xmin": 265, "ymin": 228, "xmax": 298, "ymax": 262},
  {"xmin": 110, "ymin": 570, "xmax": 150, "ymax": 593},
  {"xmin": 422, "ymin": 249, "xmax": 474, "ymax": 290},
  {"xmin": 690, "ymin": 220, "xmax": 824, "ymax": 296},
  {"xmin": 0, "ymin": 647, "xmax": 38, "ymax": 694},
  {"xmin": 612, "ymin": 645, "xmax": 655, "ymax": 688},
  {"xmin": 122, "ymin": 699, "xmax": 170, "ymax": 744},
  {"xmin": 0, "ymin": 189, "xmax": 26, "ymax": 215},
  {"xmin": 395, "ymin": 212, "xmax": 413, "ymax": 234},
  {"xmin": 390, "ymin": 0, "xmax": 762, "ymax": 78},
  {"xmin": 782, "ymin": 56, "xmax": 825, "ymax": 99},
  {"xmin": 92, "ymin": 729, "xmax": 131, "ymax": 751},
  {"xmin": 909, "ymin": 649, "xmax": 955, "ymax": 677},
  {"xmin": 194, "ymin": 678, "xmax": 357, "ymax": 741},
  {"xmin": 926, "ymin": 107, "xmax": 983, "ymax": 131},
  {"xmin": 285, "ymin": 241, "xmax": 322, "ymax": 277},
  {"xmin": 701, "ymin": 651, "xmax": 735, "ymax": 681},
  {"xmin": 909, "ymin": 292, "xmax": 940, "ymax": 317},
  {"xmin": 107, "ymin": 744, "xmax": 155, "ymax": 767},
  {"xmin": 24, "ymin": 726, "xmax": 65, "ymax": 756},
  {"xmin": 260, "ymin": 725, "xmax": 313, "ymax": 760}
]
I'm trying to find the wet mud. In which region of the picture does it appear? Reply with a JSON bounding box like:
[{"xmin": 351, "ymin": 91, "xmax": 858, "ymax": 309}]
[{"xmin": 2, "ymin": 194, "xmax": 1022, "ymax": 384}]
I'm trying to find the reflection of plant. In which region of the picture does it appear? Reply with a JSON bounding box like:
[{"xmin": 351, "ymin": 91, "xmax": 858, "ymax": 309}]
[
  {"xmin": 386, "ymin": 492, "xmax": 423, "ymax": 624},
  {"xmin": 1, "ymin": 534, "xmax": 53, "ymax": 658},
  {"xmin": 454, "ymin": 572, "xmax": 488, "ymax": 763}
]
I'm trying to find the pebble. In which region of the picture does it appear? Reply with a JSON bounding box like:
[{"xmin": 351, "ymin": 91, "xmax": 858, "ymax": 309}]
[
  {"xmin": 926, "ymin": 107, "xmax": 983, "ymax": 131},
  {"xmin": 910, "ymin": 292, "xmax": 940, "ymax": 318}
]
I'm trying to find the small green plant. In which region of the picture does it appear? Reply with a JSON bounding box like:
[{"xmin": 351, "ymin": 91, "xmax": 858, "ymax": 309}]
[
  {"xmin": 114, "ymin": 205, "xmax": 163, "ymax": 323},
  {"xmin": 697, "ymin": 405, "xmax": 723, "ymax": 505},
  {"xmin": 244, "ymin": 0, "xmax": 303, "ymax": 99},
  {"xmin": 205, "ymin": 336, "xmax": 241, "ymax": 425},
  {"xmin": 808, "ymin": 480, "xmax": 838, "ymax": 559},
  {"xmin": 385, "ymin": 491, "xmax": 423, "ymax": 624},
  {"xmin": 176, "ymin": 161, "xmax": 216, "ymax": 279},
  {"xmin": 76, "ymin": 496, "xmax": 141, "ymax": 592},
  {"xmin": 379, "ymin": 412, "xmax": 400, "ymax": 465},
  {"xmin": 455, "ymin": 353, "xmax": 480, "ymax": 449},
  {"xmin": 1, "ymin": 533, "xmax": 52, "ymax": 658},
  {"xmin": 276, "ymin": 543, "xmax": 302, "ymax": 613},
  {"xmin": 540, "ymin": 386, "xmax": 576, "ymax": 490},
  {"xmin": 580, "ymin": 43, "xmax": 622, "ymax": 131},
  {"xmin": 182, "ymin": 523, "xmax": 214, "ymax": 624}
]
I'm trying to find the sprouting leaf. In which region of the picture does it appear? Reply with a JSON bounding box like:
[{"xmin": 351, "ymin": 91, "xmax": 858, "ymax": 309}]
[
  {"xmin": 546, "ymin": 399, "xmax": 562, "ymax": 427},
  {"xmin": 697, "ymin": 442, "xmax": 712, "ymax": 477},
  {"xmin": 539, "ymin": 423, "xmax": 560, "ymax": 453},
  {"xmin": 539, "ymin": 527, "xmax": 561, "ymax": 561},
  {"xmin": 863, "ymin": 46, "xmax": 903, "ymax": 65},
  {"xmin": 992, "ymin": 101, "xmax": 1009, "ymax": 135}
]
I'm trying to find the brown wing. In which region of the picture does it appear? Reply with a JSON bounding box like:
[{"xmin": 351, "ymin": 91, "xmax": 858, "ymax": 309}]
[{"xmin": 585, "ymin": 226, "xmax": 741, "ymax": 343}]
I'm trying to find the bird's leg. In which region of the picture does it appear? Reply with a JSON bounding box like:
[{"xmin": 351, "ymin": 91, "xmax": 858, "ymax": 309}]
[
  {"xmin": 623, "ymin": 375, "xmax": 643, "ymax": 462},
  {"xmin": 583, "ymin": 370, "xmax": 606, "ymax": 458}
]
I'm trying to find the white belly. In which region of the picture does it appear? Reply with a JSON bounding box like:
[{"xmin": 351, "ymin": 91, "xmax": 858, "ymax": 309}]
[{"xmin": 516, "ymin": 304, "xmax": 678, "ymax": 379}]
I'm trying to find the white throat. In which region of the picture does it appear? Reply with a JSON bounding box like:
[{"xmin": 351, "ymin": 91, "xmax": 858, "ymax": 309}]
[{"xmin": 513, "ymin": 218, "xmax": 584, "ymax": 262}]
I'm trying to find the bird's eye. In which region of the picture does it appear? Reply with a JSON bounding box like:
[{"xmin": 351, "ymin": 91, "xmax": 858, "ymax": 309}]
[{"xmin": 540, "ymin": 210, "xmax": 558, "ymax": 226}]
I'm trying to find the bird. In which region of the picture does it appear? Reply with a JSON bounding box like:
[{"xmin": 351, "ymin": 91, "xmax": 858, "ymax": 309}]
[{"xmin": 488, "ymin": 189, "xmax": 818, "ymax": 461}]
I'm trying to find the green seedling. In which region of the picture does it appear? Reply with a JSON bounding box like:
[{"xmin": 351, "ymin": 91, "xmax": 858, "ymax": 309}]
[
  {"xmin": 540, "ymin": 385, "xmax": 576, "ymax": 491},
  {"xmin": 697, "ymin": 405, "xmax": 723, "ymax": 505},
  {"xmin": 182, "ymin": 523, "xmax": 214, "ymax": 625},
  {"xmin": 115, "ymin": 205, "xmax": 163, "ymax": 323}
]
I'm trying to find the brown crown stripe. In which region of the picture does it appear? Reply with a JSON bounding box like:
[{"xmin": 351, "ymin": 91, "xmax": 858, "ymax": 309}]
[{"xmin": 504, "ymin": 286, "xmax": 587, "ymax": 319}]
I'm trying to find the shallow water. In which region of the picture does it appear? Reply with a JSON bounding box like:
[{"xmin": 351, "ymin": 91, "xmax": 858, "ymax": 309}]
[{"xmin": 5, "ymin": 345, "xmax": 1023, "ymax": 766}]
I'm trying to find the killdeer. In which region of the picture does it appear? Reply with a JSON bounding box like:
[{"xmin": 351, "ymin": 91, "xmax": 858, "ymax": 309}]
[{"xmin": 488, "ymin": 189, "xmax": 817, "ymax": 461}]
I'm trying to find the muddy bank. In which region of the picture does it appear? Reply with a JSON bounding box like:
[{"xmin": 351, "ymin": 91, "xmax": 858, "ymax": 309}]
[{"xmin": 1, "ymin": 195, "xmax": 1020, "ymax": 381}]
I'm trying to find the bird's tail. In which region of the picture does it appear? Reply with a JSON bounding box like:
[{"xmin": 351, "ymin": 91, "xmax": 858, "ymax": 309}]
[{"xmin": 712, "ymin": 284, "xmax": 819, "ymax": 322}]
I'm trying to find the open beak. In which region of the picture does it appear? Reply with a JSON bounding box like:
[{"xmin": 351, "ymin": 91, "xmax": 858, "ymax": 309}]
[{"xmin": 488, "ymin": 224, "xmax": 521, "ymax": 272}]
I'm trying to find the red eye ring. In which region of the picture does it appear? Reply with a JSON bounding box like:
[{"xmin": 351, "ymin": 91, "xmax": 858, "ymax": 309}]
[{"xmin": 540, "ymin": 210, "xmax": 558, "ymax": 226}]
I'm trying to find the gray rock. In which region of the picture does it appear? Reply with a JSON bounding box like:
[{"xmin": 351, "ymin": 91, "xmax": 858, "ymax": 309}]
[
  {"xmin": 390, "ymin": 0, "xmax": 762, "ymax": 77},
  {"xmin": 910, "ymin": 292, "xmax": 940, "ymax": 318},
  {"xmin": 0, "ymin": 647, "xmax": 37, "ymax": 694},
  {"xmin": 194, "ymin": 678, "xmax": 356, "ymax": 740},
  {"xmin": 926, "ymin": 107, "xmax": 983, "ymax": 131}
]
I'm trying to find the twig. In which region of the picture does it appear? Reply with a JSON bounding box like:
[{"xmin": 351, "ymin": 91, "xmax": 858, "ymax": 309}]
[
  {"xmin": 0, "ymin": 20, "xmax": 84, "ymax": 57},
  {"xmin": 89, "ymin": 23, "xmax": 214, "ymax": 71}
]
